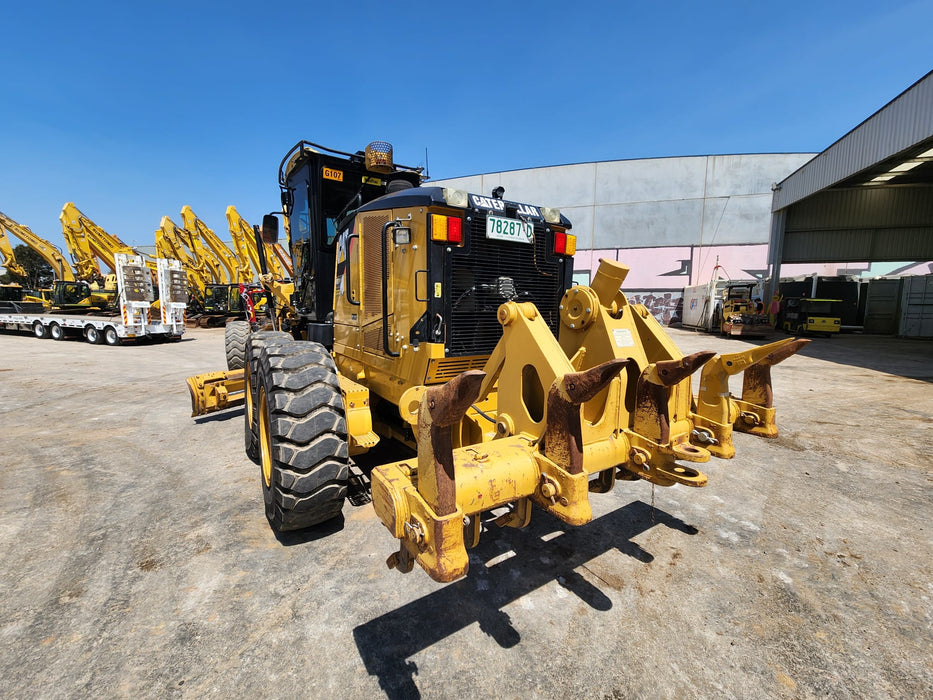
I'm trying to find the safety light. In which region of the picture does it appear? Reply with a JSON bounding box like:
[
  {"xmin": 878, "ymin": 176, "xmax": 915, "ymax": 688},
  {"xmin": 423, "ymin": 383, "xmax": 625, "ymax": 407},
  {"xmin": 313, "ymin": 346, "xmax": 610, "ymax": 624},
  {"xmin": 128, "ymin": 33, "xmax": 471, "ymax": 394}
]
[
  {"xmin": 442, "ymin": 188, "xmax": 469, "ymax": 208},
  {"xmin": 554, "ymin": 230, "xmax": 576, "ymax": 256},
  {"xmin": 540, "ymin": 207, "xmax": 562, "ymax": 224},
  {"xmin": 430, "ymin": 214, "xmax": 463, "ymax": 244},
  {"xmin": 365, "ymin": 141, "xmax": 394, "ymax": 173}
]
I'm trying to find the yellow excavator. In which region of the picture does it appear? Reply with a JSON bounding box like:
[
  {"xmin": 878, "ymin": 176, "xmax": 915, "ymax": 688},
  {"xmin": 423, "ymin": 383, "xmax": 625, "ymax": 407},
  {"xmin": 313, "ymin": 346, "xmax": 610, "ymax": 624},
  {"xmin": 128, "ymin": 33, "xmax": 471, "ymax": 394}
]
[
  {"xmin": 176, "ymin": 207, "xmax": 266, "ymax": 325},
  {"xmin": 181, "ymin": 206, "xmax": 249, "ymax": 285},
  {"xmin": 0, "ymin": 228, "xmax": 48, "ymax": 308},
  {"xmin": 0, "ymin": 209, "xmax": 111, "ymax": 310},
  {"xmin": 0, "ymin": 210, "xmax": 74, "ymax": 282},
  {"xmin": 155, "ymin": 216, "xmax": 212, "ymax": 307},
  {"xmin": 187, "ymin": 140, "xmax": 808, "ymax": 583},
  {"xmin": 0, "ymin": 225, "xmax": 27, "ymax": 278},
  {"xmin": 226, "ymin": 206, "xmax": 291, "ymax": 282}
]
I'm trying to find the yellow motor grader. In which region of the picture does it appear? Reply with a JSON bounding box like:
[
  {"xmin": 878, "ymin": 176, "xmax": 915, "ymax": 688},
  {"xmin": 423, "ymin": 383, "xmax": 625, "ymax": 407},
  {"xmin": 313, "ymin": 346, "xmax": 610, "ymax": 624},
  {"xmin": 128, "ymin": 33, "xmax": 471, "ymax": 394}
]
[{"xmin": 187, "ymin": 140, "xmax": 807, "ymax": 583}]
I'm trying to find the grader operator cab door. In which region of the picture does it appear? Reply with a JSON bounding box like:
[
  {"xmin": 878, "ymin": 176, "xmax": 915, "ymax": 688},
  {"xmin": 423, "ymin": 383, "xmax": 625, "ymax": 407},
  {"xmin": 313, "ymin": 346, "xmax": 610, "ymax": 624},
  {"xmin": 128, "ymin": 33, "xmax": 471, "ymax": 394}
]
[{"xmin": 280, "ymin": 142, "xmax": 421, "ymax": 346}]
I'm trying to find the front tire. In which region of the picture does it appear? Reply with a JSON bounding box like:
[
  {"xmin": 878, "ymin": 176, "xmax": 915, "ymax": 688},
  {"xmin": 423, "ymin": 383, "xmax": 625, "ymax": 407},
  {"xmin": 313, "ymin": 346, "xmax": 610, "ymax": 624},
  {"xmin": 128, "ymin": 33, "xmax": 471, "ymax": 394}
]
[
  {"xmin": 224, "ymin": 320, "xmax": 250, "ymax": 370},
  {"xmin": 256, "ymin": 340, "xmax": 348, "ymax": 531},
  {"xmin": 244, "ymin": 330, "xmax": 294, "ymax": 460}
]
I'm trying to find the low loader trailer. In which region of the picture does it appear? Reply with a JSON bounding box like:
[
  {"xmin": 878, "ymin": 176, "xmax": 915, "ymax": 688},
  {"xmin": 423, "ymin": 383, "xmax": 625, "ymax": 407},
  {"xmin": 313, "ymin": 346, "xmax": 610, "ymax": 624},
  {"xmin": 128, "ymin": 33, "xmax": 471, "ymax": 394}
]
[{"xmin": 0, "ymin": 255, "xmax": 188, "ymax": 345}]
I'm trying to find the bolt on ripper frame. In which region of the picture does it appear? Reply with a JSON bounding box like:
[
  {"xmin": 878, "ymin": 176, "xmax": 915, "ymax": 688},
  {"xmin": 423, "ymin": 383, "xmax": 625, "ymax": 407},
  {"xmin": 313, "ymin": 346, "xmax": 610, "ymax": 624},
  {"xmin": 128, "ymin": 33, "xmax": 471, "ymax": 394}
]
[{"xmin": 185, "ymin": 140, "xmax": 808, "ymax": 583}]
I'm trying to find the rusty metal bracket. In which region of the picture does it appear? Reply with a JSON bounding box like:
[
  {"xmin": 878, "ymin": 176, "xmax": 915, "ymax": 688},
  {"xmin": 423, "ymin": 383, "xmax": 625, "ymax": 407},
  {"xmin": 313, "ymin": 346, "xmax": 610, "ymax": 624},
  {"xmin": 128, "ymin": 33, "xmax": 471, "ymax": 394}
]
[
  {"xmin": 542, "ymin": 358, "xmax": 631, "ymax": 475},
  {"xmin": 734, "ymin": 338, "xmax": 810, "ymax": 438},
  {"xmin": 634, "ymin": 351, "xmax": 715, "ymax": 444},
  {"xmin": 417, "ymin": 370, "xmax": 487, "ymax": 517},
  {"xmin": 690, "ymin": 337, "xmax": 810, "ymax": 454}
]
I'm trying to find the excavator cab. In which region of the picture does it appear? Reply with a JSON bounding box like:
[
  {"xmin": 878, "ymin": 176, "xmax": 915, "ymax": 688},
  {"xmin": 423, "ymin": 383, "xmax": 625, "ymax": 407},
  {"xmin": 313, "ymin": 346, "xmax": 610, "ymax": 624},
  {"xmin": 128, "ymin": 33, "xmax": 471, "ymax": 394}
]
[{"xmin": 51, "ymin": 280, "xmax": 114, "ymax": 310}]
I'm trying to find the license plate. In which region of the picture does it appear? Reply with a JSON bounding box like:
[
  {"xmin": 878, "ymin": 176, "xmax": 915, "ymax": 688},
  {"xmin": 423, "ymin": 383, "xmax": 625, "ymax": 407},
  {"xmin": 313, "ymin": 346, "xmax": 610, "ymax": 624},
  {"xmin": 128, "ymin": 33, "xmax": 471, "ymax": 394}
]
[{"xmin": 486, "ymin": 215, "xmax": 533, "ymax": 244}]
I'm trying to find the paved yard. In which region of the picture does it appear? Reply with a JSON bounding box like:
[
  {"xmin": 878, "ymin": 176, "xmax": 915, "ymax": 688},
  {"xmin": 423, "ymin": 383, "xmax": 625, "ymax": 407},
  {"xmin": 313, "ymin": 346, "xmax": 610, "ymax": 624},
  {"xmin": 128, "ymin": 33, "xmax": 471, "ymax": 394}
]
[{"xmin": 0, "ymin": 326, "xmax": 930, "ymax": 698}]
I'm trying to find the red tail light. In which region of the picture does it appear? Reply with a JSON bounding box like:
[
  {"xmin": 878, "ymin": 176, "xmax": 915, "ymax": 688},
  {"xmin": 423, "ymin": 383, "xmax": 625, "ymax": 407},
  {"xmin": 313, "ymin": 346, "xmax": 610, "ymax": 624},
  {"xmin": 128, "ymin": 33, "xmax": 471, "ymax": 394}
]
[
  {"xmin": 554, "ymin": 231, "xmax": 575, "ymax": 256},
  {"xmin": 430, "ymin": 214, "xmax": 463, "ymax": 244}
]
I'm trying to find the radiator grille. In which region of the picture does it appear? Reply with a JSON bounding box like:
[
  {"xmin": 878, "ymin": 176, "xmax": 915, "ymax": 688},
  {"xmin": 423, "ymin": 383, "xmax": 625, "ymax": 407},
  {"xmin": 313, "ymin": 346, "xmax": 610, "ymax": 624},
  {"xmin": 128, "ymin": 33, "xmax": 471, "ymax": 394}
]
[
  {"xmin": 426, "ymin": 355, "xmax": 489, "ymax": 383},
  {"xmin": 447, "ymin": 216, "xmax": 563, "ymax": 356},
  {"xmin": 360, "ymin": 212, "xmax": 391, "ymax": 351}
]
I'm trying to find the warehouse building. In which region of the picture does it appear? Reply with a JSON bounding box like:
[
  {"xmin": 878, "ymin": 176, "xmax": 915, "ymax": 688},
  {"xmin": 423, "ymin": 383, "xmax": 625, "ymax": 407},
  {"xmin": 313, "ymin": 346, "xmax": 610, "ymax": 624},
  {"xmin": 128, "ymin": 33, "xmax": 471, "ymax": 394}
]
[
  {"xmin": 435, "ymin": 72, "xmax": 932, "ymax": 335},
  {"xmin": 768, "ymin": 70, "xmax": 933, "ymax": 336},
  {"xmin": 434, "ymin": 153, "xmax": 813, "ymax": 324}
]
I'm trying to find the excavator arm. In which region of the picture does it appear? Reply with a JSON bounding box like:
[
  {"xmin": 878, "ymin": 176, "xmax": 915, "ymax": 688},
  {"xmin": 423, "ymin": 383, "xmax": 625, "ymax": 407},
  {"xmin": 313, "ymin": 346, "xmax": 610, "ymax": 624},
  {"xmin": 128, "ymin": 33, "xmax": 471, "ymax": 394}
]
[
  {"xmin": 156, "ymin": 217, "xmax": 211, "ymax": 303},
  {"xmin": 225, "ymin": 206, "xmax": 261, "ymax": 281},
  {"xmin": 225, "ymin": 206, "xmax": 289, "ymax": 282},
  {"xmin": 180, "ymin": 206, "xmax": 247, "ymax": 284},
  {"xmin": 0, "ymin": 226, "xmax": 27, "ymax": 278},
  {"xmin": 61, "ymin": 202, "xmax": 158, "ymax": 280},
  {"xmin": 0, "ymin": 210, "xmax": 75, "ymax": 281},
  {"xmin": 59, "ymin": 203, "xmax": 107, "ymax": 284},
  {"xmin": 176, "ymin": 215, "xmax": 225, "ymax": 284}
]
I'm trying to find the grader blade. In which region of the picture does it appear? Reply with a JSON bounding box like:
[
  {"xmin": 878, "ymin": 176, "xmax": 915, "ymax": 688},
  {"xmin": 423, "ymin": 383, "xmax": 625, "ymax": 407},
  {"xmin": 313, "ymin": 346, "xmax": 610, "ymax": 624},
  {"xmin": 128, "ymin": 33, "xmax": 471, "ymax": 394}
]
[{"xmin": 186, "ymin": 369, "xmax": 245, "ymax": 416}]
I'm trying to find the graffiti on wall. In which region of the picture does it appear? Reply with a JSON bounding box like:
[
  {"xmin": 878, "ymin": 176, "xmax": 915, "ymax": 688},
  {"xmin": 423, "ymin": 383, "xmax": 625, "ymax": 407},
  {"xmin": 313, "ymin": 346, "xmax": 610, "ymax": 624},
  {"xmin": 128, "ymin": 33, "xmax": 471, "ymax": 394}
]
[
  {"xmin": 626, "ymin": 291, "xmax": 684, "ymax": 325},
  {"xmin": 574, "ymin": 243, "xmax": 933, "ymax": 326}
]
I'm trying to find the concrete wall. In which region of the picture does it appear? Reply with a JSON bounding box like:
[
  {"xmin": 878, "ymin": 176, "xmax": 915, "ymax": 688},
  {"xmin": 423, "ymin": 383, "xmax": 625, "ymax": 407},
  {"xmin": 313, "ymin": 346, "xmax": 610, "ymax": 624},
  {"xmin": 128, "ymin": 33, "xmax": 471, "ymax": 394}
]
[
  {"xmin": 433, "ymin": 153, "xmax": 814, "ymax": 322},
  {"xmin": 434, "ymin": 153, "xmax": 814, "ymax": 274}
]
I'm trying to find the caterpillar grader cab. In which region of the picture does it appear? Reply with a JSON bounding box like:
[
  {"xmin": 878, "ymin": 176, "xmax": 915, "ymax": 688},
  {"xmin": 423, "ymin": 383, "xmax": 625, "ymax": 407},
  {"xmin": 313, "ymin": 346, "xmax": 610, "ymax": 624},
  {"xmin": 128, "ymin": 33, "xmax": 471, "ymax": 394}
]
[{"xmin": 187, "ymin": 140, "xmax": 808, "ymax": 583}]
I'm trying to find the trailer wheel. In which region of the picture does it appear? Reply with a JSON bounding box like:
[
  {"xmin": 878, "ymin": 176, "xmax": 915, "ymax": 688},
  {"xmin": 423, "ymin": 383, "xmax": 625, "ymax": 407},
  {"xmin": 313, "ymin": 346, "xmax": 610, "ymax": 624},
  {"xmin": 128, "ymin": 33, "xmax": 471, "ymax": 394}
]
[
  {"xmin": 224, "ymin": 320, "xmax": 250, "ymax": 370},
  {"xmin": 257, "ymin": 340, "xmax": 348, "ymax": 531},
  {"xmin": 33, "ymin": 322, "xmax": 48, "ymax": 339},
  {"xmin": 85, "ymin": 326, "xmax": 103, "ymax": 344},
  {"xmin": 245, "ymin": 330, "xmax": 294, "ymax": 460},
  {"xmin": 104, "ymin": 326, "xmax": 120, "ymax": 346},
  {"xmin": 49, "ymin": 323, "xmax": 65, "ymax": 341}
]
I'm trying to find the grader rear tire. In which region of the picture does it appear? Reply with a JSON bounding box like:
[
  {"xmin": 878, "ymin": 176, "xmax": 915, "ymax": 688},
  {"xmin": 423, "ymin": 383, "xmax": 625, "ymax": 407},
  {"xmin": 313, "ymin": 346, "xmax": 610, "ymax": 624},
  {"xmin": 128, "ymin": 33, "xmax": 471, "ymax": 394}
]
[
  {"xmin": 256, "ymin": 340, "xmax": 348, "ymax": 531},
  {"xmin": 224, "ymin": 320, "xmax": 250, "ymax": 370},
  {"xmin": 244, "ymin": 330, "xmax": 294, "ymax": 460}
]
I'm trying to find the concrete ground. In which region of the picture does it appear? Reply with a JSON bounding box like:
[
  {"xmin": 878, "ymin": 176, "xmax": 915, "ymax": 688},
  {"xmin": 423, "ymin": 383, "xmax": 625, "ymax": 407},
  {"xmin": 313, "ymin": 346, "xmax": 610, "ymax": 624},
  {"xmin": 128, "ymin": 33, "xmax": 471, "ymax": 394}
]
[{"xmin": 0, "ymin": 325, "xmax": 930, "ymax": 699}]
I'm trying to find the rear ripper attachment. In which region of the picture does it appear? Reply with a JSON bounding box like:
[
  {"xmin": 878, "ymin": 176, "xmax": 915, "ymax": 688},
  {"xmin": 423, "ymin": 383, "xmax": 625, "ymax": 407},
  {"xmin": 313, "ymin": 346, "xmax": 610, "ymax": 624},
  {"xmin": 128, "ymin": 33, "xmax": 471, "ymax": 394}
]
[{"xmin": 371, "ymin": 259, "xmax": 809, "ymax": 583}]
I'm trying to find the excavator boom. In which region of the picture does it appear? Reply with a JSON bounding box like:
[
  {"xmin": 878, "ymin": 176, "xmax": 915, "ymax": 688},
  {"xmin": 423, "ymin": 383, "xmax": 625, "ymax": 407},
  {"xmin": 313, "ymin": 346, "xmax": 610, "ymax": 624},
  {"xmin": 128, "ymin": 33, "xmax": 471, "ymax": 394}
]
[
  {"xmin": 225, "ymin": 206, "xmax": 289, "ymax": 282},
  {"xmin": 180, "ymin": 206, "xmax": 248, "ymax": 284},
  {"xmin": 0, "ymin": 210, "xmax": 75, "ymax": 281},
  {"xmin": 0, "ymin": 226, "xmax": 27, "ymax": 278}
]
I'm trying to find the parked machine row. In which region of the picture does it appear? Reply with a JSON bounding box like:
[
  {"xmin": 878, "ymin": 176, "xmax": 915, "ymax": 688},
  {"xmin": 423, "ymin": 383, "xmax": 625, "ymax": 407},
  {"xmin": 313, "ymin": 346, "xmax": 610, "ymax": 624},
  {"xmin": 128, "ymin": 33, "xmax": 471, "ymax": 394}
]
[
  {"xmin": 1, "ymin": 201, "xmax": 295, "ymax": 333},
  {"xmin": 0, "ymin": 253, "xmax": 187, "ymax": 344}
]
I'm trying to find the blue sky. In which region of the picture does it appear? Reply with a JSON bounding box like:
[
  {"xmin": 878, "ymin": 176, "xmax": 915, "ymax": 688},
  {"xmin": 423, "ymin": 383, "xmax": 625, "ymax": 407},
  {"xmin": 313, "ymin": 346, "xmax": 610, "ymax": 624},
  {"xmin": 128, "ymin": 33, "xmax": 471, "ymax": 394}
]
[{"xmin": 1, "ymin": 0, "xmax": 930, "ymax": 253}]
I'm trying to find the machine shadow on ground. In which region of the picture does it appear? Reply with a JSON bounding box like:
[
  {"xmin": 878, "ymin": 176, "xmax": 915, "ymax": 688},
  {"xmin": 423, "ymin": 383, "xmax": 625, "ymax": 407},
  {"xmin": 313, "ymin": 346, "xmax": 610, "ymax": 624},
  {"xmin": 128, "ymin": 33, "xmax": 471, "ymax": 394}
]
[
  {"xmin": 194, "ymin": 407, "xmax": 244, "ymax": 424},
  {"xmin": 352, "ymin": 500, "xmax": 697, "ymax": 699}
]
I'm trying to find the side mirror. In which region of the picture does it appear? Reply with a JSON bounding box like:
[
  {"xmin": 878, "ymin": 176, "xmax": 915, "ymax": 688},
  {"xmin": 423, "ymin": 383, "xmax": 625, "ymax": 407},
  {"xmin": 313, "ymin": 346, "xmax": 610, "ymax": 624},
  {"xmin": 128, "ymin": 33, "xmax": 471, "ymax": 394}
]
[
  {"xmin": 261, "ymin": 214, "xmax": 279, "ymax": 245},
  {"xmin": 280, "ymin": 190, "xmax": 293, "ymax": 211}
]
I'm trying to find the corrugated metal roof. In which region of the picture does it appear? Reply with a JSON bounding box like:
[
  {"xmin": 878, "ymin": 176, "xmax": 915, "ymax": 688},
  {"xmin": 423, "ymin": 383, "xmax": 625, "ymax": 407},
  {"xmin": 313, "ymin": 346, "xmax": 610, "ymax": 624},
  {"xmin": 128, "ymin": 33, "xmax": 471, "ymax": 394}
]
[
  {"xmin": 785, "ymin": 187, "xmax": 933, "ymax": 231},
  {"xmin": 773, "ymin": 71, "xmax": 933, "ymax": 211}
]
